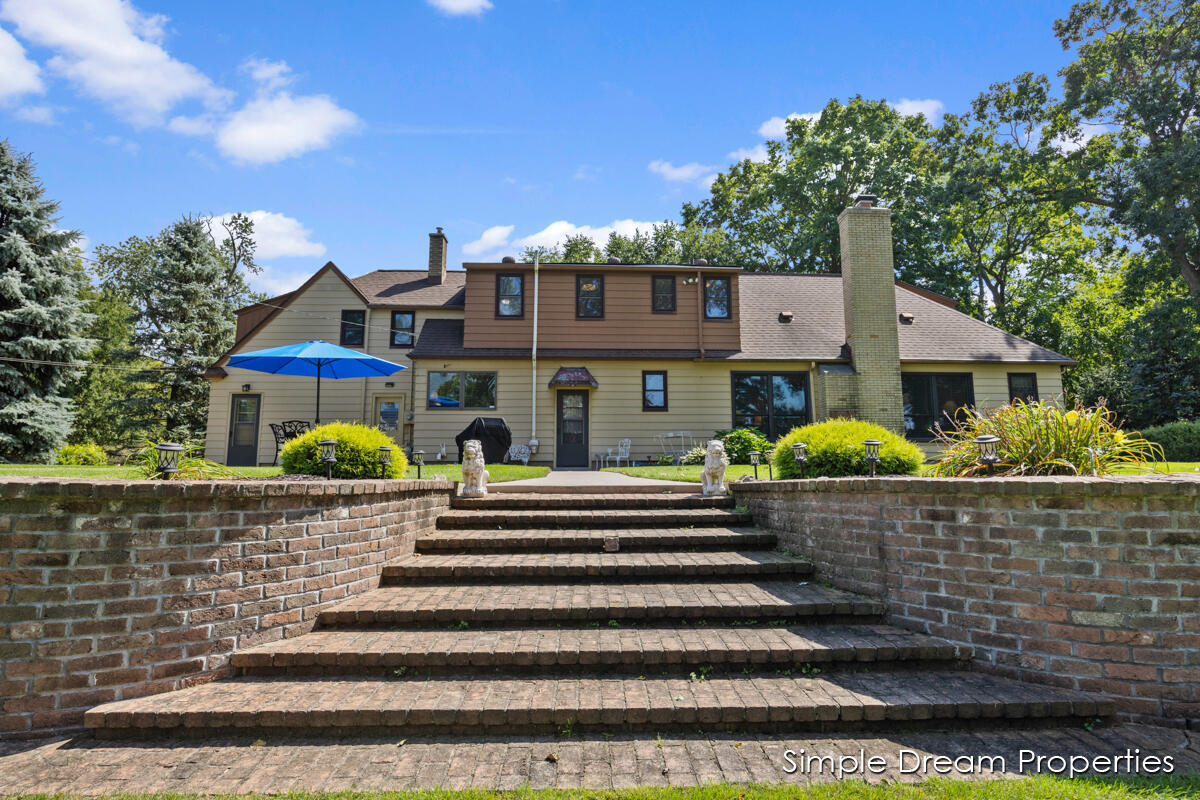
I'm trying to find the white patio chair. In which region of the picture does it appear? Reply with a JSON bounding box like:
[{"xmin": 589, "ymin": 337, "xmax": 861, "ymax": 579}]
[{"xmin": 612, "ymin": 438, "xmax": 632, "ymax": 467}]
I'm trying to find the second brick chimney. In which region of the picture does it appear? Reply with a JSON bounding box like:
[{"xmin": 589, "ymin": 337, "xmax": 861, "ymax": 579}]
[{"xmin": 428, "ymin": 227, "xmax": 447, "ymax": 284}]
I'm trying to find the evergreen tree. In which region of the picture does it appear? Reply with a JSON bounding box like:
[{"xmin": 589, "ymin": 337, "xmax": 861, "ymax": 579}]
[{"xmin": 0, "ymin": 140, "xmax": 91, "ymax": 462}]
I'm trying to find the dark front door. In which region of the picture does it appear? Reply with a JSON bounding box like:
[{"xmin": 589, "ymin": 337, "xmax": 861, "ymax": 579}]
[
  {"xmin": 228, "ymin": 394, "xmax": 261, "ymax": 466},
  {"xmin": 555, "ymin": 390, "xmax": 589, "ymax": 468}
]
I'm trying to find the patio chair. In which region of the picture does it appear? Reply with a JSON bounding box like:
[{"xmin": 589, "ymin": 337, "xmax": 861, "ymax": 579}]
[
  {"xmin": 609, "ymin": 438, "xmax": 632, "ymax": 468},
  {"xmin": 654, "ymin": 431, "xmax": 692, "ymax": 465},
  {"xmin": 269, "ymin": 424, "xmax": 287, "ymax": 466},
  {"xmin": 281, "ymin": 420, "xmax": 311, "ymax": 439},
  {"xmin": 505, "ymin": 443, "xmax": 531, "ymax": 465}
]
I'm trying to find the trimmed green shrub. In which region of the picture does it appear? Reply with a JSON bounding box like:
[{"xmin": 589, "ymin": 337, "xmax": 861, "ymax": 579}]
[
  {"xmin": 55, "ymin": 442, "xmax": 108, "ymax": 466},
  {"xmin": 930, "ymin": 399, "xmax": 1162, "ymax": 477},
  {"xmin": 129, "ymin": 440, "xmax": 232, "ymax": 480},
  {"xmin": 712, "ymin": 427, "xmax": 771, "ymax": 464},
  {"xmin": 281, "ymin": 422, "xmax": 407, "ymax": 479},
  {"xmin": 680, "ymin": 445, "xmax": 707, "ymax": 465},
  {"xmin": 1140, "ymin": 420, "xmax": 1200, "ymax": 461},
  {"xmin": 770, "ymin": 419, "xmax": 923, "ymax": 479}
]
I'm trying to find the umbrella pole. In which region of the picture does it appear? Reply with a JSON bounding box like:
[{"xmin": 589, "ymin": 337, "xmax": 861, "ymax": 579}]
[{"xmin": 315, "ymin": 362, "xmax": 321, "ymax": 425}]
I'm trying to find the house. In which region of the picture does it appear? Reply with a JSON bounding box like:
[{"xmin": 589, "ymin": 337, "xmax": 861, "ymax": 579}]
[{"xmin": 203, "ymin": 197, "xmax": 1073, "ymax": 467}]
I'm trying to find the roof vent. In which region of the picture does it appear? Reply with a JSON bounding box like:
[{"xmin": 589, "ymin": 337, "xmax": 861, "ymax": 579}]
[
  {"xmin": 778, "ymin": 311, "xmax": 794, "ymax": 323},
  {"xmin": 854, "ymin": 193, "xmax": 878, "ymax": 208},
  {"xmin": 899, "ymin": 312, "xmax": 915, "ymax": 324},
  {"xmin": 501, "ymin": 256, "xmax": 516, "ymax": 263},
  {"xmin": 694, "ymin": 258, "xmax": 709, "ymax": 266},
  {"xmin": 606, "ymin": 257, "xmax": 621, "ymax": 264}
]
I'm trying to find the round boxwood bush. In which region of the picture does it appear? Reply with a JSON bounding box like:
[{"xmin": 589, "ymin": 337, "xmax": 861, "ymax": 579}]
[
  {"xmin": 1139, "ymin": 420, "xmax": 1200, "ymax": 462},
  {"xmin": 713, "ymin": 427, "xmax": 771, "ymax": 464},
  {"xmin": 281, "ymin": 422, "xmax": 408, "ymax": 479},
  {"xmin": 770, "ymin": 418, "xmax": 923, "ymax": 479},
  {"xmin": 55, "ymin": 442, "xmax": 108, "ymax": 466}
]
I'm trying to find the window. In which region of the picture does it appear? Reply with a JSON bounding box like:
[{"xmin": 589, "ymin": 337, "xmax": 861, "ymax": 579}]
[
  {"xmin": 389, "ymin": 311, "xmax": 415, "ymax": 347},
  {"xmin": 339, "ymin": 309, "xmax": 365, "ymax": 346},
  {"xmin": 576, "ymin": 274, "xmax": 604, "ymax": 318},
  {"xmin": 652, "ymin": 275, "xmax": 676, "ymax": 313},
  {"xmin": 902, "ymin": 373, "xmax": 975, "ymax": 439},
  {"xmin": 427, "ymin": 371, "xmax": 497, "ymax": 409},
  {"xmin": 1008, "ymin": 372, "xmax": 1038, "ymax": 402},
  {"xmin": 731, "ymin": 372, "xmax": 809, "ymax": 440},
  {"xmin": 704, "ymin": 276, "xmax": 731, "ymax": 319},
  {"xmin": 496, "ymin": 274, "xmax": 524, "ymax": 318},
  {"xmin": 642, "ymin": 371, "xmax": 668, "ymax": 411}
]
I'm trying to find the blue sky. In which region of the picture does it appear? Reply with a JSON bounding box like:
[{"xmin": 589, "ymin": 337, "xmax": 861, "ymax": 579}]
[{"xmin": 1, "ymin": 0, "xmax": 1077, "ymax": 296}]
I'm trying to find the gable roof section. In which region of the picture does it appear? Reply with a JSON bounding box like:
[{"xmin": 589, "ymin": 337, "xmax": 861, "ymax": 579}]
[{"xmin": 351, "ymin": 270, "xmax": 466, "ymax": 308}]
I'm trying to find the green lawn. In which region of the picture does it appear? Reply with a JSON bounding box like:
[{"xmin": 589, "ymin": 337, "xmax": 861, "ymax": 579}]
[
  {"xmin": 604, "ymin": 464, "xmax": 762, "ymax": 483},
  {"xmin": 6, "ymin": 775, "xmax": 1197, "ymax": 800},
  {"xmin": 0, "ymin": 463, "xmax": 549, "ymax": 483}
]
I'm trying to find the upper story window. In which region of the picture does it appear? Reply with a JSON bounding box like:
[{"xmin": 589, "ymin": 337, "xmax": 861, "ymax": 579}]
[
  {"xmin": 496, "ymin": 274, "xmax": 524, "ymax": 318},
  {"xmin": 704, "ymin": 276, "xmax": 731, "ymax": 319},
  {"xmin": 652, "ymin": 275, "xmax": 676, "ymax": 313},
  {"xmin": 339, "ymin": 309, "xmax": 365, "ymax": 346},
  {"xmin": 1008, "ymin": 372, "xmax": 1038, "ymax": 402},
  {"xmin": 390, "ymin": 311, "xmax": 415, "ymax": 348},
  {"xmin": 902, "ymin": 373, "xmax": 975, "ymax": 440},
  {"xmin": 576, "ymin": 274, "xmax": 604, "ymax": 318}
]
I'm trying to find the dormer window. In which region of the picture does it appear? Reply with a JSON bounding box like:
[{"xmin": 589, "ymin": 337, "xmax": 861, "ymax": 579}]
[{"xmin": 704, "ymin": 277, "xmax": 731, "ymax": 319}]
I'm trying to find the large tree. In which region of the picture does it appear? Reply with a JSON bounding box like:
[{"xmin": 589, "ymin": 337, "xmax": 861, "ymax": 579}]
[
  {"xmin": 521, "ymin": 222, "xmax": 736, "ymax": 266},
  {"xmin": 0, "ymin": 141, "xmax": 91, "ymax": 462}
]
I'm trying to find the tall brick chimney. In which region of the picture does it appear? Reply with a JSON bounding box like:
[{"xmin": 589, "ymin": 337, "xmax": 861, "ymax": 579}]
[
  {"xmin": 428, "ymin": 227, "xmax": 447, "ymax": 284},
  {"xmin": 837, "ymin": 194, "xmax": 904, "ymax": 431}
]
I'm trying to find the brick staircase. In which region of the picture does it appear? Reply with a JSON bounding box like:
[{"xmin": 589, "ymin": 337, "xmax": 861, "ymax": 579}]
[{"xmin": 84, "ymin": 488, "xmax": 1112, "ymax": 738}]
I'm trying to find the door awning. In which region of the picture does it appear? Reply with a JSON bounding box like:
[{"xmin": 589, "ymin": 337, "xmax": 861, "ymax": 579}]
[{"xmin": 548, "ymin": 366, "xmax": 598, "ymax": 388}]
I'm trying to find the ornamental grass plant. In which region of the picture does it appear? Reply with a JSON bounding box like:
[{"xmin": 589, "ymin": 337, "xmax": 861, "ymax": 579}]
[
  {"xmin": 129, "ymin": 440, "xmax": 233, "ymax": 480},
  {"xmin": 929, "ymin": 399, "xmax": 1162, "ymax": 477}
]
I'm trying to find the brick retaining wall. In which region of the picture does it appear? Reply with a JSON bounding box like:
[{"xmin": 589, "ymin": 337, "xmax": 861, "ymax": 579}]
[
  {"xmin": 0, "ymin": 478, "xmax": 454, "ymax": 737},
  {"xmin": 732, "ymin": 475, "xmax": 1200, "ymax": 727}
]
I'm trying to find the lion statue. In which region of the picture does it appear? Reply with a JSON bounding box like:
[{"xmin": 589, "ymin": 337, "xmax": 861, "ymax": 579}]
[
  {"xmin": 460, "ymin": 439, "xmax": 490, "ymax": 498},
  {"xmin": 701, "ymin": 439, "xmax": 729, "ymax": 497}
]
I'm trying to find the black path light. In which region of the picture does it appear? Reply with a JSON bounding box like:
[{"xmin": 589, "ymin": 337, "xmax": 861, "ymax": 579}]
[
  {"xmin": 791, "ymin": 442, "xmax": 808, "ymax": 478},
  {"xmin": 154, "ymin": 442, "xmax": 184, "ymax": 478},
  {"xmin": 863, "ymin": 439, "xmax": 882, "ymax": 478},
  {"xmin": 378, "ymin": 446, "xmax": 392, "ymax": 480},
  {"xmin": 319, "ymin": 439, "xmax": 338, "ymax": 480},
  {"xmin": 412, "ymin": 449, "xmax": 425, "ymax": 479},
  {"xmin": 748, "ymin": 450, "xmax": 760, "ymax": 480},
  {"xmin": 974, "ymin": 435, "xmax": 1001, "ymax": 476}
]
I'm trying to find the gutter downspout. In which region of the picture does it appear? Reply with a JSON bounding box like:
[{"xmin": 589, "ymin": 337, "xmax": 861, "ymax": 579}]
[
  {"xmin": 694, "ymin": 269, "xmax": 705, "ymax": 359},
  {"xmin": 529, "ymin": 254, "xmax": 540, "ymax": 455}
]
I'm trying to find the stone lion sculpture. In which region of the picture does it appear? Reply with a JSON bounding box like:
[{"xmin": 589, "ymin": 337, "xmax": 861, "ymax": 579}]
[
  {"xmin": 461, "ymin": 439, "xmax": 489, "ymax": 498},
  {"xmin": 701, "ymin": 439, "xmax": 729, "ymax": 497}
]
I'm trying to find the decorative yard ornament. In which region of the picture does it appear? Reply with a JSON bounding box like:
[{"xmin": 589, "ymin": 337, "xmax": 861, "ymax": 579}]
[
  {"xmin": 377, "ymin": 446, "xmax": 392, "ymax": 479},
  {"xmin": 701, "ymin": 439, "xmax": 729, "ymax": 497},
  {"xmin": 791, "ymin": 441, "xmax": 808, "ymax": 478},
  {"xmin": 748, "ymin": 450, "xmax": 761, "ymax": 480},
  {"xmin": 974, "ymin": 435, "xmax": 1000, "ymax": 476},
  {"xmin": 863, "ymin": 439, "xmax": 882, "ymax": 477},
  {"xmin": 319, "ymin": 439, "xmax": 338, "ymax": 480},
  {"xmin": 461, "ymin": 439, "xmax": 490, "ymax": 498},
  {"xmin": 412, "ymin": 449, "xmax": 425, "ymax": 479},
  {"xmin": 155, "ymin": 442, "xmax": 184, "ymax": 478}
]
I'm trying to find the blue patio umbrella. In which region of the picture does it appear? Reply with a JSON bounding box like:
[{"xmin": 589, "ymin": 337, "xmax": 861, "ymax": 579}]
[{"xmin": 226, "ymin": 340, "xmax": 407, "ymax": 424}]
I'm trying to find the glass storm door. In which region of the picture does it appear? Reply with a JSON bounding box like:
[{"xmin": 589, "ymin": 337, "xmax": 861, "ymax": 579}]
[
  {"xmin": 227, "ymin": 394, "xmax": 261, "ymax": 466},
  {"xmin": 375, "ymin": 396, "xmax": 403, "ymax": 439},
  {"xmin": 555, "ymin": 390, "xmax": 589, "ymax": 468}
]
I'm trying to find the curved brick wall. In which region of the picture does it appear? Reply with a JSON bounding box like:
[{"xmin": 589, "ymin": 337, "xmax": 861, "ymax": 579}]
[
  {"xmin": 0, "ymin": 478, "xmax": 454, "ymax": 737},
  {"xmin": 732, "ymin": 475, "xmax": 1200, "ymax": 727}
]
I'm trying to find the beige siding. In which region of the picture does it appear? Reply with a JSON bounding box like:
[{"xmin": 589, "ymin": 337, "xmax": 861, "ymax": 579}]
[
  {"xmin": 205, "ymin": 268, "xmax": 464, "ymax": 465},
  {"xmin": 410, "ymin": 358, "xmax": 813, "ymax": 467}
]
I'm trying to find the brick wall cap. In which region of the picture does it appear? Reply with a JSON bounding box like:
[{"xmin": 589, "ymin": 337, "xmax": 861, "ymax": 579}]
[
  {"xmin": 730, "ymin": 474, "xmax": 1200, "ymax": 497},
  {"xmin": 0, "ymin": 477, "xmax": 456, "ymax": 502}
]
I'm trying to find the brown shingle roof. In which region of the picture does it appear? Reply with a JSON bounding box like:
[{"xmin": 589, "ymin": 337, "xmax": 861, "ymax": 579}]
[{"xmin": 351, "ymin": 270, "xmax": 466, "ymax": 308}]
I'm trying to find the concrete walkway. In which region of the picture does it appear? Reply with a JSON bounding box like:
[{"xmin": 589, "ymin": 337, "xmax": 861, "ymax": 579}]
[{"xmin": 495, "ymin": 468, "xmax": 697, "ymax": 492}]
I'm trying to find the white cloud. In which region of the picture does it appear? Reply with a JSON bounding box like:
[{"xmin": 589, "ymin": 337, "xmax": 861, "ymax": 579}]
[
  {"xmin": 215, "ymin": 93, "xmax": 360, "ymax": 164},
  {"xmin": 210, "ymin": 210, "xmax": 326, "ymax": 260},
  {"xmin": 758, "ymin": 112, "xmax": 820, "ymax": 138},
  {"xmin": 101, "ymin": 134, "xmax": 139, "ymax": 154},
  {"xmin": 647, "ymin": 159, "xmax": 717, "ymax": 186},
  {"xmin": 166, "ymin": 113, "xmax": 214, "ymax": 135},
  {"xmin": 573, "ymin": 164, "xmax": 600, "ymax": 181},
  {"xmin": 426, "ymin": 0, "xmax": 493, "ymax": 16},
  {"xmin": 462, "ymin": 224, "xmax": 515, "ymax": 256},
  {"xmin": 0, "ymin": 0, "xmax": 231, "ymax": 126},
  {"xmin": 242, "ymin": 57, "xmax": 293, "ymax": 92},
  {"xmin": 727, "ymin": 144, "xmax": 768, "ymax": 162},
  {"xmin": 1052, "ymin": 121, "xmax": 1107, "ymax": 153},
  {"xmin": 0, "ymin": 24, "xmax": 40, "ymax": 99},
  {"xmin": 513, "ymin": 219, "xmax": 659, "ymax": 251},
  {"xmin": 249, "ymin": 264, "xmax": 312, "ymax": 297},
  {"xmin": 15, "ymin": 104, "xmax": 55, "ymax": 123},
  {"xmin": 891, "ymin": 98, "xmax": 944, "ymax": 120}
]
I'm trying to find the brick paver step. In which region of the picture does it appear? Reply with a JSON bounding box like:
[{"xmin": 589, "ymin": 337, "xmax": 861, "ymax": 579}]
[
  {"xmin": 416, "ymin": 526, "xmax": 776, "ymax": 553},
  {"xmin": 451, "ymin": 493, "xmax": 733, "ymax": 510},
  {"xmin": 436, "ymin": 508, "xmax": 753, "ymax": 530},
  {"xmin": 85, "ymin": 672, "xmax": 1112, "ymax": 738},
  {"xmin": 382, "ymin": 551, "xmax": 813, "ymax": 584},
  {"xmin": 317, "ymin": 582, "xmax": 884, "ymax": 627},
  {"xmin": 232, "ymin": 624, "xmax": 970, "ymax": 675}
]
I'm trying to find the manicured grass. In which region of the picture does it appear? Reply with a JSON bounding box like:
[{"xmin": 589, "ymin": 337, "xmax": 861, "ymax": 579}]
[
  {"xmin": 0, "ymin": 463, "xmax": 549, "ymax": 483},
  {"xmin": 603, "ymin": 464, "xmax": 761, "ymax": 483},
  {"xmin": 7, "ymin": 774, "xmax": 1198, "ymax": 799}
]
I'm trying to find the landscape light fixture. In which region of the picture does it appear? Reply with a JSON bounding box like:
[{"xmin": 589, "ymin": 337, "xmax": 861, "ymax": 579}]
[
  {"xmin": 154, "ymin": 442, "xmax": 184, "ymax": 478},
  {"xmin": 413, "ymin": 449, "xmax": 425, "ymax": 480},
  {"xmin": 319, "ymin": 439, "xmax": 338, "ymax": 480},
  {"xmin": 749, "ymin": 450, "xmax": 760, "ymax": 480},
  {"xmin": 974, "ymin": 435, "xmax": 1001, "ymax": 476},
  {"xmin": 863, "ymin": 439, "xmax": 882, "ymax": 477},
  {"xmin": 791, "ymin": 442, "xmax": 808, "ymax": 478},
  {"xmin": 377, "ymin": 446, "xmax": 392, "ymax": 480}
]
